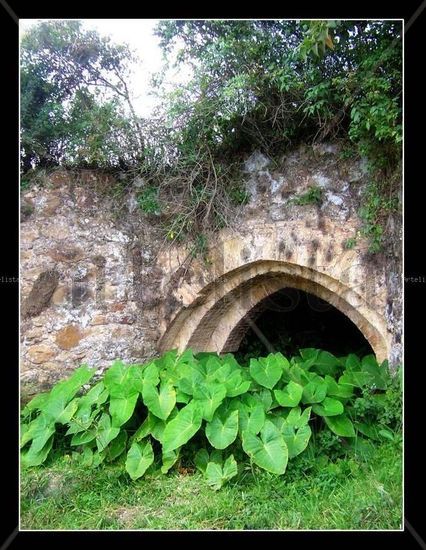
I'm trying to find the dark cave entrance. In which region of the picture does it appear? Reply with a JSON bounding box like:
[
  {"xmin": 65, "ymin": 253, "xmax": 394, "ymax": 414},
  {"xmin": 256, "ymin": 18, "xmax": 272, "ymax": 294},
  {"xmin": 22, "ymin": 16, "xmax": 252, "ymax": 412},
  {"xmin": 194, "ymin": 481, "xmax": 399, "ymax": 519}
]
[{"xmin": 234, "ymin": 288, "xmax": 373, "ymax": 362}]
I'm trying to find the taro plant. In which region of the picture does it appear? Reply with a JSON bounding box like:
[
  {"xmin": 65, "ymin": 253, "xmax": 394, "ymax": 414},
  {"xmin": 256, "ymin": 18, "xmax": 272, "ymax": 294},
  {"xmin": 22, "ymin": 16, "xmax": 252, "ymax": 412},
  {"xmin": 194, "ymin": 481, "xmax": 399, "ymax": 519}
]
[{"xmin": 20, "ymin": 348, "xmax": 397, "ymax": 490}]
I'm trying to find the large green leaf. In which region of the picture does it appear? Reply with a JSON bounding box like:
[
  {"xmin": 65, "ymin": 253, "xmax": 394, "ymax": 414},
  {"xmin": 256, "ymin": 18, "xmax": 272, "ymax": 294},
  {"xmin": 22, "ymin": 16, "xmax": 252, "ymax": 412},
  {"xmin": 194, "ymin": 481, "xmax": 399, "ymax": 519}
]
[
  {"xmin": 242, "ymin": 420, "xmax": 288, "ymax": 474},
  {"xmin": 252, "ymin": 388, "xmax": 273, "ymax": 412},
  {"xmin": 56, "ymin": 398, "xmax": 79, "ymax": 424},
  {"xmin": 104, "ymin": 362, "xmax": 148, "ymax": 398},
  {"xmin": 274, "ymin": 380, "xmax": 303, "ymax": 407},
  {"xmin": 361, "ymin": 355, "xmax": 389, "ymax": 390},
  {"xmin": 161, "ymin": 448, "xmax": 180, "ymax": 474},
  {"xmin": 132, "ymin": 410, "xmax": 177, "ymax": 444},
  {"xmin": 71, "ymin": 427, "xmax": 97, "ymax": 446},
  {"xmin": 21, "ymin": 435, "xmax": 54, "ymax": 468},
  {"xmin": 194, "ymin": 448, "xmax": 210, "ymax": 474},
  {"xmin": 285, "ymin": 406, "xmax": 312, "ymax": 429},
  {"xmin": 299, "ymin": 348, "xmax": 319, "ymax": 368},
  {"xmin": 96, "ymin": 413, "xmax": 120, "ymax": 452},
  {"xmin": 49, "ymin": 364, "xmax": 95, "ymax": 406},
  {"xmin": 42, "ymin": 367, "xmax": 93, "ymax": 424},
  {"xmin": 223, "ymin": 370, "xmax": 251, "ymax": 397},
  {"xmin": 142, "ymin": 362, "xmax": 160, "ymax": 386},
  {"xmin": 249, "ymin": 354, "xmax": 283, "ymax": 389},
  {"xmin": 283, "ymin": 424, "xmax": 312, "ymax": 458},
  {"xmin": 142, "ymin": 381, "xmax": 176, "ymax": 421},
  {"xmin": 288, "ymin": 364, "xmax": 311, "ymax": 385},
  {"xmin": 312, "ymin": 397, "xmax": 344, "ymax": 417},
  {"xmin": 109, "ymin": 393, "xmax": 139, "ymax": 427},
  {"xmin": 354, "ymin": 421, "xmax": 381, "ymax": 441},
  {"xmin": 324, "ymin": 413, "xmax": 356, "ymax": 437},
  {"xmin": 21, "ymin": 392, "xmax": 49, "ymax": 419},
  {"xmin": 301, "ymin": 376, "xmax": 328, "ymax": 404},
  {"xmin": 324, "ymin": 375, "xmax": 353, "ymax": 398},
  {"xmin": 345, "ymin": 354, "xmax": 361, "ymax": 371},
  {"xmin": 205, "ymin": 454, "xmax": 238, "ymax": 491},
  {"xmin": 105, "ymin": 431, "xmax": 127, "ymax": 461},
  {"xmin": 193, "ymin": 382, "xmax": 227, "ymax": 421},
  {"xmin": 206, "ymin": 408, "xmax": 239, "ymax": 449},
  {"xmin": 339, "ymin": 371, "xmax": 373, "ymax": 388},
  {"xmin": 20, "ymin": 414, "xmax": 54, "ymax": 449},
  {"xmin": 82, "ymin": 381, "xmax": 109, "ymax": 407},
  {"xmin": 311, "ymin": 350, "xmax": 341, "ymax": 376},
  {"xmin": 132, "ymin": 415, "xmax": 152, "ymax": 442},
  {"xmin": 162, "ymin": 401, "xmax": 203, "ymax": 453},
  {"xmin": 66, "ymin": 406, "xmax": 99, "ymax": 435},
  {"xmin": 125, "ymin": 440, "xmax": 154, "ymax": 480},
  {"xmin": 239, "ymin": 402, "xmax": 265, "ymax": 435},
  {"xmin": 176, "ymin": 363, "xmax": 205, "ymax": 395}
]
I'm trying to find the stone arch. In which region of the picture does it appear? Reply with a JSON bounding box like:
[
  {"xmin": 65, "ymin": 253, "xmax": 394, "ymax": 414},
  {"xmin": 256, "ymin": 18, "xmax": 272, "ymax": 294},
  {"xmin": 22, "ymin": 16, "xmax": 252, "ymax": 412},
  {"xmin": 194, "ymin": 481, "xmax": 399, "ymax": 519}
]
[{"xmin": 158, "ymin": 260, "xmax": 390, "ymax": 362}]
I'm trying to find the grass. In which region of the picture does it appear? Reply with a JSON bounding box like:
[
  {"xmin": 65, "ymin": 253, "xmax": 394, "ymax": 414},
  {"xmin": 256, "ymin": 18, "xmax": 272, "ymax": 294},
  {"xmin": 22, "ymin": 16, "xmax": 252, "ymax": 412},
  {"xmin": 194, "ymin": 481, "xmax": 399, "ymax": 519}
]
[{"xmin": 20, "ymin": 441, "xmax": 402, "ymax": 530}]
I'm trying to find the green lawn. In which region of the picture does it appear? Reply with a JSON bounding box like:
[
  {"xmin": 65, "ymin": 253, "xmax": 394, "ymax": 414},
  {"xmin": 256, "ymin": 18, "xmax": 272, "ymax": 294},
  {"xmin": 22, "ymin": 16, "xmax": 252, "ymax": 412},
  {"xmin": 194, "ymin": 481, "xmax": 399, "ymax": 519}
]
[{"xmin": 20, "ymin": 441, "xmax": 402, "ymax": 530}]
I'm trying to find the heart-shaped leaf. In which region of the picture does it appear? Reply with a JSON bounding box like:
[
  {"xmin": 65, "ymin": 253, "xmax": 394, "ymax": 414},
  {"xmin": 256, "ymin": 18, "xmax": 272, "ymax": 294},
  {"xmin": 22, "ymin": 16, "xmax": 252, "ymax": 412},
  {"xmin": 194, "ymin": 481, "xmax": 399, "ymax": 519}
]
[
  {"xmin": 162, "ymin": 401, "xmax": 203, "ymax": 453},
  {"xmin": 21, "ymin": 435, "xmax": 54, "ymax": 468},
  {"xmin": 301, "ymin": 376, "xmax": 328, "ymax": 404},
  {"xmin": 161, "ymin": 448, "xmax": 180, "ymax": 474},
  {"xmin": 274, "ymin": 380, "xmax": 303, "ymax": 407},
  {"xmin": 142, "ymin": 381, "xmax": 176, "ymax": 421},
  {"xmin": 239, "ymin": 402, "xmax": 265, "ymax": 435},
  {"xmin": 205, "ymin": 454, "xmax": 238, "ymax": 490},
  {"xmin": 194, "ymin": 448, "xmax": 210, "ymax": 474},
  {"xmin": 193, "ymin": 383, "xmax": 227, "ymax": 421},
  {"xmin": 125, "ymin": 440, "xmax": 154, "ymax": 480},
  {"xmin": 96, "ymin": 413, "xmax": 120, "ymax": 452},
  {"xmin": 324, "ymin": 375, "xmax": 353, "ymax": 398},
  {"xmin": 105, "ymin": 430, "xmax": 127, "ymax": 461},
  {"xmin": 311, "ymin": 350, "xmax": 341, "ymax": 376},
  {"xmin": 339, "ymin": 371, "xmax": 373, "ymax": 388},
  {"xmin": 249, "ymin": 354, "xmax": 283, "ymax": 389},
  {"xmin": 104, "ymin": 362, "xmax": 147, "ymax": 398},
  {"xmin": 324, "ymin": 413, "xmax": 356, "ymax": 437},
  {"xmin": 206, "ymin": 408, "xmax": 239, "ymax": 449},
  {"xmin": 110, "ymin": 393, "xmax": 139, "ymax": 427},
  {"xmin": 312, "ymin": 397, "xmax": 344, "ymax": 417},
  {"xmin": 284, "ymin": 406, "xmax": 312, "ymax": 428},
  {"xmin": 242, "ymin": 420, "xmax": 288, "ymax": 474},
  {"xmin": 283, "ymin": 424, "xmax": 312, "ymax": 458}
]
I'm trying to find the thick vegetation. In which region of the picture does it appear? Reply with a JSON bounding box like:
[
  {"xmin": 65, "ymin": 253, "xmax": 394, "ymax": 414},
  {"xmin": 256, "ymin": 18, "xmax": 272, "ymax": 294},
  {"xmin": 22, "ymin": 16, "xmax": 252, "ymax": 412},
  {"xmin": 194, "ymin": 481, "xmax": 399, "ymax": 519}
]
[
  {"xmin": 21, "ymin": 20, "xmax": 402, "ymax": 251},
  {"xmin": 21, "ymin": 348, "xmax": 401, "ymax": 491}
]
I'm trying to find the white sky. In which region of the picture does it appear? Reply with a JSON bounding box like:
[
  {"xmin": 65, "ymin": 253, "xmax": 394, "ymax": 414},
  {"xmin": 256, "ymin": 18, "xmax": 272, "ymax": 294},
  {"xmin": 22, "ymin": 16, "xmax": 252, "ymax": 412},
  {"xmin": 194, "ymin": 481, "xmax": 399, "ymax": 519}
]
[{"xmin": 19, "ymin": 18, "xmax": 186, "ymax": 118}]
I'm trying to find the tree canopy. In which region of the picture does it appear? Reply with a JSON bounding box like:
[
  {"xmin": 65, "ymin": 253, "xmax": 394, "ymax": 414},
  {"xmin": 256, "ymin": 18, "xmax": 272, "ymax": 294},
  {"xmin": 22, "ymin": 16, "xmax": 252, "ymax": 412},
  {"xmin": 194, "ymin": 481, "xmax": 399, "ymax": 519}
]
[{"xmin": 20, "ymin": 20, "xmax": 143, "ymax": 171}]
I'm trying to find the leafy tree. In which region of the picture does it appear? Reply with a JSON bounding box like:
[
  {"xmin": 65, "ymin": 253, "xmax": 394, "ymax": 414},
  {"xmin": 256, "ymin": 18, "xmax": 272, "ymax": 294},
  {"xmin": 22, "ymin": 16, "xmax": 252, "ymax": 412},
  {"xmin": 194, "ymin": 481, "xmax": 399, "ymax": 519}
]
[
  {"xmin": 20, "ymin": 20, "xmax": 143, "ymax": 171},
  {"xmin": 155, "ymin": 19, "xmax": 401, "ymax": 165}
]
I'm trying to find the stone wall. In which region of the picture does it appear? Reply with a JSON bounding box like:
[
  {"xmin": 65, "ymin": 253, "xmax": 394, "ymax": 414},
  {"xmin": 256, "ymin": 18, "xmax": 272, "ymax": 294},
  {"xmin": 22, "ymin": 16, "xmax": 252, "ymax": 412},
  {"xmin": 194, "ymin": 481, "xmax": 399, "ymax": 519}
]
[{"xmin": 20, "ymin": 143, "xmax": 402, "ymax": 400}]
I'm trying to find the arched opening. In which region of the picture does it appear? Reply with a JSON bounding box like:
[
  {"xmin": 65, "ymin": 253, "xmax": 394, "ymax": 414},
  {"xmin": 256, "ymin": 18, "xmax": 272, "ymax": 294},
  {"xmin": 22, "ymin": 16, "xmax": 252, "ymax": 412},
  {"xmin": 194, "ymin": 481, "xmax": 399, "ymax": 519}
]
[
  {"xmin": 233, "ymin": 288, "xmax": 374, "ymax": 364},
  {"xmin": 158, "ymin": 260, "xmax": 390, "ymax": 363}
]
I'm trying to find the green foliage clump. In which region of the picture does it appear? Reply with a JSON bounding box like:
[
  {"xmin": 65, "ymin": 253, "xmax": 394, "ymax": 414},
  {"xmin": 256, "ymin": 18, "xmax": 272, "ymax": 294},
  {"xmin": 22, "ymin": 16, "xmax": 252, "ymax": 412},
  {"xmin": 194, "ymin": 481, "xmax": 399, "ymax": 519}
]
[
  {"xmin": 21, "ymin": 348, "xmax": 400, "ymax": 490},
  {"xmin": 136, "ymin": 186, "xmax": 161, "ymax": 215},
  {"xmin": 344, "ymin": 237, "xmax": 357, "ymax": 250},
  {"xmin": 292, "ymin": 186, "xmax": 322, "ymax": 206}
]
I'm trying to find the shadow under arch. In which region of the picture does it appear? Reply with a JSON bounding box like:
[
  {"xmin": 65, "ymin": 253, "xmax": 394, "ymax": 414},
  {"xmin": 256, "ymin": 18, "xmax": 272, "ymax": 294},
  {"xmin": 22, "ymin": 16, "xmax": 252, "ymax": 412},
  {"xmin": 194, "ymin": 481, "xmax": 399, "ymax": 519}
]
[{"xmin": 158, "ymin": 260, "xmax": 390, "ymax": 362}]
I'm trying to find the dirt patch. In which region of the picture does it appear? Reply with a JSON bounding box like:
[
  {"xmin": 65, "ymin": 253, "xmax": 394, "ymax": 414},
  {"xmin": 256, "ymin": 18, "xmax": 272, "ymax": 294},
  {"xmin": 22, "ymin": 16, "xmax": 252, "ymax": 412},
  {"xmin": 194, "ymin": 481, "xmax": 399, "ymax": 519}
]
[{"xmin": 22, "ymin": 270, "xmax": 60, "ymax": 318}]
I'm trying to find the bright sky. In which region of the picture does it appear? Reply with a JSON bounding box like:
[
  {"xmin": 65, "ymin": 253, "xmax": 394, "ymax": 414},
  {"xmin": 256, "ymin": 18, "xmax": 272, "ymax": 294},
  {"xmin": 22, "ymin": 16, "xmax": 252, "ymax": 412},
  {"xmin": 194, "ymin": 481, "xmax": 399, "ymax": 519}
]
[{"xmin": 19, "ymin": 18, "xmax": 185, "ymax": 118}]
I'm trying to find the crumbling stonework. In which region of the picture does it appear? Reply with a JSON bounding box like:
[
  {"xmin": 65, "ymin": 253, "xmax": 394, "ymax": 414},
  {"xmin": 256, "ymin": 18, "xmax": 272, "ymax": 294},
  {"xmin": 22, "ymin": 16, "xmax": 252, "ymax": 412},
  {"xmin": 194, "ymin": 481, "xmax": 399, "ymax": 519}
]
[{"xmin": 20, "ymin": 144, "xmax": 402, "ymax": 400}]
